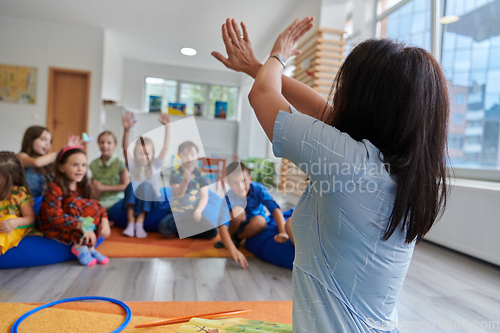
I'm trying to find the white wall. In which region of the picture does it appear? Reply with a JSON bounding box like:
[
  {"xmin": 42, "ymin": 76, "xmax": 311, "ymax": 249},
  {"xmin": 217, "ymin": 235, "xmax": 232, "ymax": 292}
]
[
  {"xmin": 0, "ymin": 16, "xmax": 104, "ymax": 161},
  {"xmin": 101, "ymin": 31, "xmax": 123, "ymax": 102}
]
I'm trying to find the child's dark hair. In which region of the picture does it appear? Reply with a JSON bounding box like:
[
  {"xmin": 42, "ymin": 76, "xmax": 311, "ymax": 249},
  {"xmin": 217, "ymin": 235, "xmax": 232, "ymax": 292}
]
[
  {"xmin": 98, "ymin": 131, "xmax": 117, "ymax": 144},
  {"xmin": 20, "ymin": 125, "xmax": 53, "ymax": 177},
  {"xmin": 178, "ymin": 141, "xmax": 198, "ymax": 155},
  {"xmin": 226, "ymin": 161, "xmax": 249, "ymax": 177},
  {"xmin": 0, "ymin": 152, "xmax": 32, "ymax": 200},
  {"xmin": 54, "ymin": 148, "xmax": 93, "ymax": 199}
]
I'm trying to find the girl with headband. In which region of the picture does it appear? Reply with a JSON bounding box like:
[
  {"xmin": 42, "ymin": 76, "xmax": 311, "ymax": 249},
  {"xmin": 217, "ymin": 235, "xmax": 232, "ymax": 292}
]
[{"xmin": 38, "ymin": 146, "xmax": 111, "ymax": 266}]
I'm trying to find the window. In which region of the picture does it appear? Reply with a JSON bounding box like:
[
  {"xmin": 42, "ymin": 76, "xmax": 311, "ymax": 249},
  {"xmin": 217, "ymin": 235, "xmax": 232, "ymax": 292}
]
[
  {"xmin": 144, "ymin": 78, "xmax": 239, "ymax": 121},
  {"xmin": 441, "ymin": 0, "xmax": 500, "ymax": 169},
  {"xmin": 144, "ymin": 78, "xmax": 177, "ymax": 113},
  {"xmin": 179, "ymin": 82, "xmax": 207, "ymax": 116},
  {"xmin": 454, "ymin": 113, "xmax": 464, "ymax": 125},
  {"xmin": 376, "ymin": 0, "xmax": 431, "ymax": 51},
  {"xmin": 208, "ymin": 85, "xmax": 239, "ymax": 119}
]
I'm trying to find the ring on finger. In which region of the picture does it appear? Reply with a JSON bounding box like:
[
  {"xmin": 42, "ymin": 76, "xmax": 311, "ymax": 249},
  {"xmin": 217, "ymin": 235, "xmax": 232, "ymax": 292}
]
[{"xmin": 238, "ymin": 35, "xmax": 244, "ymax": 39}]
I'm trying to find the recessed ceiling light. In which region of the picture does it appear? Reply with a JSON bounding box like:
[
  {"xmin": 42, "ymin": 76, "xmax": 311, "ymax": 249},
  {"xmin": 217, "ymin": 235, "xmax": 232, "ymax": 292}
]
[
  {"xmin": 181, "ymin": 47, "xmax": 197, "ymax": 56},
  {"xmin": 440, "ymin": 15, "xmax": 460, "ymax": 24}
]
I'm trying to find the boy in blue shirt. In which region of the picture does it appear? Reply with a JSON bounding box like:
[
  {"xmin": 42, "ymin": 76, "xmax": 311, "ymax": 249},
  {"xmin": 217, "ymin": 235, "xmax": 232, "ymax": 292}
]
[{"xmin": 216, "ymin": 161, "xmax": 288, "ymax": 268}]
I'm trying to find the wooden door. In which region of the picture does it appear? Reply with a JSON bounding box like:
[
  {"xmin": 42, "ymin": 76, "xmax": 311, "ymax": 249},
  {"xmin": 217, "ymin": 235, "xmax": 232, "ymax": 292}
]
[{"xmin": 47, "ymin": 68, "xmax": 90, "ymax": 152}]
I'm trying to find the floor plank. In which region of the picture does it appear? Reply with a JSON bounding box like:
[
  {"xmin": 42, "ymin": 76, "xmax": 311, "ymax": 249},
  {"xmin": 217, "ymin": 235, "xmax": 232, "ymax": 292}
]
[{"xmin": 0, "ymin": 239, "xmax": 498, "ymax": 331}]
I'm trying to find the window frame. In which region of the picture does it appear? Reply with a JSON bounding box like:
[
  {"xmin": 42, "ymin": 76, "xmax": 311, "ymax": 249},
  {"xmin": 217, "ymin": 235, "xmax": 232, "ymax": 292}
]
[
  {"xmin": 374, "ymin": 0, "xmax": 500, "ymax": 182},
  {"xmin": 142, "ymin": 76, "xmax": 240, "ymax": 122}
]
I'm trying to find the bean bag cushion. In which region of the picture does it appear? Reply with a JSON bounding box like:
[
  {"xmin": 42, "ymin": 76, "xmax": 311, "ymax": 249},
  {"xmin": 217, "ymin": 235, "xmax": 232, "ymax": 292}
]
[
  {"xmin": 109, "ymin": 187, "xmax": 225, "ymax": 232},
  {"xmin": 0, "ymin": 196, "xmax": 105, "ymax": 269},
  {"xmin": 0, "ymin": 236, "xmax": 105, "ymax": 269},
  {"xmin": 245, "ymin": 208, "xmax": 295, "ymax": 270}
]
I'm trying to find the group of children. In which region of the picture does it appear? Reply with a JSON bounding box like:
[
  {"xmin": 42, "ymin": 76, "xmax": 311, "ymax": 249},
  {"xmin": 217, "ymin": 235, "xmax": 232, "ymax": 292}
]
[{"xmin": 0, "ymin": 111, "xmax": 292, "ymax": 269}]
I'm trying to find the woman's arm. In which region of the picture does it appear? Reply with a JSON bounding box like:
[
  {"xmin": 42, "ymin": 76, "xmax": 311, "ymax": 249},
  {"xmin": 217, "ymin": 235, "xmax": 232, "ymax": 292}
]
[
  {"xmin": 18, "ymin": 152, "xmax": 57, "ymax": 168},
  {"xmin": 212, "ymin": 18, "xmax": 325, "ymax": 119},
  {"xmin": 249, "ymin": 18, "xmax": 315, "ymax": 141}
]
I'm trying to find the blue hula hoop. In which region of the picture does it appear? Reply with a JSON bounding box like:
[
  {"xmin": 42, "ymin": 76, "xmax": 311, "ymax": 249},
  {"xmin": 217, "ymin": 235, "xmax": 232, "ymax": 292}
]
[{"xmin": 11, "ymin": 296, "xmax": 132, "ymax": 333}]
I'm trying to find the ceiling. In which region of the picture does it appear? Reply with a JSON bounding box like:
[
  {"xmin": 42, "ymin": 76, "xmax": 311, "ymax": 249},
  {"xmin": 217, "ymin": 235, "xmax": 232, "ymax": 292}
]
[{"xmin": 0, "ymin": 0, "xmax": 308, "ymax": 71}]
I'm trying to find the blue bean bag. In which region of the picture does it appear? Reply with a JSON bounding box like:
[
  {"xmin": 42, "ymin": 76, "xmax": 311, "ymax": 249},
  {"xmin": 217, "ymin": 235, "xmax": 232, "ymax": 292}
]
[
  {"xmin": 0, "ymin": 196, "xmax": 106, "ymax": 269},
  {"xmin": 245, "ymin": 208, "xmax": 295, "ymax": 270},
  {"xmin": 109, "ymin": 187, "xmax": 225, "ymax": 232},
  {"xmin": 0, "ymin": 236, "xmax": 105, "ymax": 269}
]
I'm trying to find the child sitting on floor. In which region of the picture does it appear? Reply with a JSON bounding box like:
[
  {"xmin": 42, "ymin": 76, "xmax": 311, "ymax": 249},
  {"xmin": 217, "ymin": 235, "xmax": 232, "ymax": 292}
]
[
  {"xmin": 0, "ymin": 152, "xmax": 36, "ymax": 255},
  {"xmin": 89, "ymin": 131, "xmax": 130, "ymax": 210},
  {"xmin": 18, "ymin": 126, "xmax": 83, "ymax": 198},
  {"xmin": 37, "ymin": 146, "xmax": 111, "ymax": 266},
  {"xmin": 158, "ymin": 142, "xmax": 218, "ymax": 240},
  {"xmin": 216, "ymin": 162, "xmax": 288, "ymax": 268},
  {"xmin": 121, "ymin": 111, "xmax": 170, "ymax": 238}
]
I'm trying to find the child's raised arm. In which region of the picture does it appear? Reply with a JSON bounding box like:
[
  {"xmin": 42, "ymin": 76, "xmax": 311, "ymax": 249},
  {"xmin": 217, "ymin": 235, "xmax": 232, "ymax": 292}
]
[
  {"xmin": 18, "ymin": 152, "xmax": 57, "ymax": 168},
  {"xmin": 121, "ymin": 111, "xmax": 137, "ymax": 166},
  {"xmin": 156, "ymin": 113, "xmax": 171, "ymax": 164}
]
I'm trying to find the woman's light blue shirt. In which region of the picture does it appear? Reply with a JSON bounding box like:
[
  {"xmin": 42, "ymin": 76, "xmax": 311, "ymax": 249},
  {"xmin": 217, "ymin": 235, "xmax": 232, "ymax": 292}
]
[{"xmin": 272, "ymin": 106, "xmax": 415, "ymax": 333}]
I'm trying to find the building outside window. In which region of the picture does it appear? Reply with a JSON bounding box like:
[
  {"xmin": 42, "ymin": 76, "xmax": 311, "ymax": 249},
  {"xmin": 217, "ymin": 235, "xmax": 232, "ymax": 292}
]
[
  {"xmin": 376, "ymin": 0, "xmax": 500, "ymax": 170},
  {"xmin": 441, "ymin": 0, "xmax": 500, "ymax": 168}
]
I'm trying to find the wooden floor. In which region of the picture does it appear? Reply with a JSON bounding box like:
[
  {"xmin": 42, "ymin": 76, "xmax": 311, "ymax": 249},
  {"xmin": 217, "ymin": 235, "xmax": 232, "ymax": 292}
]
[{"xmin": 0, "ymin": 241, "xmax": 499, "ymax": 331}]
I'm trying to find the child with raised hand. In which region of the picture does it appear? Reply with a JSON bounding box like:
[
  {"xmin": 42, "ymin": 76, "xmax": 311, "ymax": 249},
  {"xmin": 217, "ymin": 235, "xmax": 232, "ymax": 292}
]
[
  {"xmin": 158, "ymin": 141, "xmax": 218, "ymax": 240},
  {"xmin": 18, "ymin": 126, "xmax": 83, "ymax": 198},
  {"xmin": 216, "ymin": 161, "xmax": 288, "ymax": 268},
  {"xmin": 37, "ymin": 146, "xmax": 111, "ymax": 266},
  {"xmin": 89, "ymin": 131, "xmax": 130, "ymax": 209},
  {"xmin": 0, "ymin": 152, "xmax": 36, "ymax": 254},
  {"xmin": 121, "ymin": 111, "xmax": 170, "ymax": 238}
]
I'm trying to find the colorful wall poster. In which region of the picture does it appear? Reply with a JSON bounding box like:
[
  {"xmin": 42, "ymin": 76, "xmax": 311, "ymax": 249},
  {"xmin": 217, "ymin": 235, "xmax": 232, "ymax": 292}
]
[
  {"xmin": 149, "ymin": 95, "xmax": 162, "ymax": 112},
  {"xmin": 194, "ymin": 103, "xmax": 203, "ymax": 116},
  {"xmin": 214, "ymin": 101, "xmax": 227, "ymax": 119},
  {"xmin": 168, "ymin": 102, "xmax": 186, "ymax": 116},
  {"xmin": 0, "ymin": 64, "xmax": 37, "ymax": 104}
]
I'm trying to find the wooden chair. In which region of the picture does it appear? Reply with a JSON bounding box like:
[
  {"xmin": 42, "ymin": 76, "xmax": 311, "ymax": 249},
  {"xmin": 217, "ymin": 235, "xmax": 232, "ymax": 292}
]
[{"xmin": 199, "ymin": 157, "xmax": 226, "ymax": 190}]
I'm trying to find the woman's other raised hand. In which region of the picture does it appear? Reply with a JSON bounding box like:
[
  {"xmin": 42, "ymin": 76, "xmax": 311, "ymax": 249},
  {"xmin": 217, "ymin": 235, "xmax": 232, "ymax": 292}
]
[{"xmin": 212, "ymin": 18, "xmax": 261, "ymax": 78}]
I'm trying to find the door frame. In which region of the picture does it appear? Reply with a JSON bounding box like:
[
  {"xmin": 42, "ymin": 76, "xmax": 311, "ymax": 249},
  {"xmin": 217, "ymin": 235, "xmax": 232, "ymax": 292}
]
[{"xmin": 46, "ymin": 67, "xmax": 91, "ymax": 137}]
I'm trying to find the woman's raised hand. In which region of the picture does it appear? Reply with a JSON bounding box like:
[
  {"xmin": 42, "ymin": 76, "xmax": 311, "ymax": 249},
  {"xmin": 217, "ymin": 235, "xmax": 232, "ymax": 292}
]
[
  {"xmin": 270, "ymin": 17, "xmax": 314, "ymax": 61},
  {"xmin": 212, "ymin": 18, "xmax": 261, "ymax": 78}
]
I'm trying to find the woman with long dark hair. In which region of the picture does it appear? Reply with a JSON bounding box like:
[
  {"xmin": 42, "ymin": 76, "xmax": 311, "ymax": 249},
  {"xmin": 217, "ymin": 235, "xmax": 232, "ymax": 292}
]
[{"xmin": 213, "ymin": 17, "xmax": 449, "ymax": 332}]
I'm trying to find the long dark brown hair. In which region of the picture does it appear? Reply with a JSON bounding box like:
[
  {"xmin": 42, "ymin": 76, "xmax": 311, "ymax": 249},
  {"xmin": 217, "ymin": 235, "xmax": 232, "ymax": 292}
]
[
  {"xmin": 20, "ymin": 126, "xmax": 54, "ymax": 178},
  {"xmin": 322, "ymin": 39, "xmax": 450, "ymax": 244},
  {"xmin": 0, "ymin": 151, "xmax": 32, "ymax": 200},
  {"xmin": 54, "ymin": 148, "xmax": 93, "ymax": 199}
]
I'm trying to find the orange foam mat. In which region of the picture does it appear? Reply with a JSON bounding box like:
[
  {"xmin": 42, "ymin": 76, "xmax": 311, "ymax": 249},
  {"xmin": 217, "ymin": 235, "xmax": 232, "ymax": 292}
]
[
  {"xmin": 1, "ymin": 301, "xmax": 292, "ymax": 332},
  {"xmin": 98, "ymin": 227, "xmax": 254, "ymax": 258}
]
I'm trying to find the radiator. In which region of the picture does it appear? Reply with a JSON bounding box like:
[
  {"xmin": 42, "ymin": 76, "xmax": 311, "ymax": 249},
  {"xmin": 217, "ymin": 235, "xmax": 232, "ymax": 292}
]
[{"xmin": 425, "ymin": 179, "xmax": 500, "ymax": 266}]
